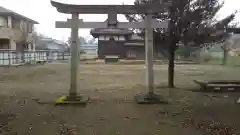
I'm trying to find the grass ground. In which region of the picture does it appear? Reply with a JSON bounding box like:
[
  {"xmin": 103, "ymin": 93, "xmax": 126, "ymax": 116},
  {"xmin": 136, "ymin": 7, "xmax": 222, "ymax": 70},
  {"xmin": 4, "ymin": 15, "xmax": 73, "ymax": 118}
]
[{"xmin": 0, "ymin": 63, "xmax": 240, "ymax": 135}]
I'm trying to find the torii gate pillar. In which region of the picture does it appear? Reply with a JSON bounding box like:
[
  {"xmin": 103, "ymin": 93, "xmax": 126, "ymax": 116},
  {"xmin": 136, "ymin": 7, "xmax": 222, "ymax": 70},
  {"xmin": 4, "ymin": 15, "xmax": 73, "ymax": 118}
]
[
  {"xmin": 145, "ymin": 14, "xmax": 154, "ymax": 95},
  {"xmin": 135, "ymin": 14, "xmax": 167, "ymax": 104},
  {"xmin": 69, "ymin": 13, "xmax": 79, "ymax": 98},
  {"xmin": 56, "ymin": 13, "xmax": 89, "ymax": 104}
]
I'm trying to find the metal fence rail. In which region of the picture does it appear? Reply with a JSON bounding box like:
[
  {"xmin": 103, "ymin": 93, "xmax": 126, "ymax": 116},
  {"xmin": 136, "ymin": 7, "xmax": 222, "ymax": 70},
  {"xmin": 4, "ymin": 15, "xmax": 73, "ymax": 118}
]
[
  {"xmin": 0, "ymin": 50, "xmax": 71, "ymax": 66},
  {"xmin": 46, "ymin": 51, "xmax": 71, "ymax": 61},
  {"xmin": 0, "ymin": 50, "xmax": 21, "ymax": 66},
  {"xmin": 24, "ymin": 50, "xmax": 48, "ymax": 64}
]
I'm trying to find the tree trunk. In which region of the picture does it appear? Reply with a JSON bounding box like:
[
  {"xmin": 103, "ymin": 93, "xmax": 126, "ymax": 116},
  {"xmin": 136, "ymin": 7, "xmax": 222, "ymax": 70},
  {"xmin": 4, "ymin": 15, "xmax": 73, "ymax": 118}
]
[
  {"xmin": 168, "ymin": 41, "xmax": 176, "ymax": 88},
  {"xmin": 183, "ymin": 41, "xmax": 190, "ymax": 59},
  {"xmin": 222, "ymin": 49, "xmax": 228, "ymax": 65},
  {"xmin": 168, "ymin": 6, "xmax": 178, "ymax": 88},
  {"xmin": 221, "ymin": 43, "xmax": 228, "ymax": 66}
]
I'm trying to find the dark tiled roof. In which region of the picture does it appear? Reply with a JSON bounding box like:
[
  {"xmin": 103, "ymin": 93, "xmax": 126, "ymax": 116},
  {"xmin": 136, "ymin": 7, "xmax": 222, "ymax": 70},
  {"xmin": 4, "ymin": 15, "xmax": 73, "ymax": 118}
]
[
  {"xmin": 35, "ymin": 38, "xmax": 68, "ymax": 50},
  {"xmin": 0, "ymin": 6, "xmax": 38, "ymax": 24}
]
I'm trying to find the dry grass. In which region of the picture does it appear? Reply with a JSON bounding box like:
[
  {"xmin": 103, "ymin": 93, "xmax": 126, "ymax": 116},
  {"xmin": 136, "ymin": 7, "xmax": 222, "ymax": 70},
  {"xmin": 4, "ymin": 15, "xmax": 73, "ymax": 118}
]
[{"xmin": 0, "ymin": 63, "xmax": 239, "ymax": 135}]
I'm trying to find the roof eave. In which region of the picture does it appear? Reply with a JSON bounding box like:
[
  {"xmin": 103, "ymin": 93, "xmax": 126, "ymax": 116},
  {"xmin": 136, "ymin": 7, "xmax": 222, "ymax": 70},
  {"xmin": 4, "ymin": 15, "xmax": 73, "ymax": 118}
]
[
  {"xmin": 0, "ymin": 12, "xmax": 39, "ymax": 24},
  {"xmin": 13, "ymin": 13, "xmax": 39, "ymax": 24}
]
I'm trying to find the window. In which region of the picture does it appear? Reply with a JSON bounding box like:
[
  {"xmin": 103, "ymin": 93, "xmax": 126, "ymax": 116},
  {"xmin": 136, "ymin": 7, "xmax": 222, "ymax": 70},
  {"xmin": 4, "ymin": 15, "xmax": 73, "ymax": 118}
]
[
  {"xmin": 127, "ymin": 50, "xmax": 136, "ymax": 58},
  {"xmin": 113, "ymin": 36, "xmax": 118, "ymax": 41},
  {"xmin": 27, "ymin": 23, "xmax": 33, "ymax": 33},
  {"xmin": 20, "ymin": 21, "xmax": 24, "ymax": 31},
  {"xmin": 19, "ymin": 21, "xmax": 28, "ymax": 32},
  {"xmin": 0, "ymin": 17, "xmax": 5, "ymax": 27},
  {"xmin": 31, "ymin": 44, "xmax": 34, "ymax": 50},
  {"xmin": 105, "ymin": 36, "xmax": 110, "ymax": 41},
  {"xmin": 24, "ymin": 22, "xmax": 28, "ymax": 32},
  {"xmin": 99, "ymin": 36, "xmax": 113, "ymax": 41},
  {"xmin": 24, "ymin": 44, "xmax": 28, "ymax": 50},
  {"xmin": 99, "ymin": 36, "xmax": 105, "ymax": 40},
  {"xmin": 0, "ymin": 44, "xmax": 9, "ymax": 49},
  {"xmin": 119, "ymin": 36, "xmax": 125, "ymax": 41}
]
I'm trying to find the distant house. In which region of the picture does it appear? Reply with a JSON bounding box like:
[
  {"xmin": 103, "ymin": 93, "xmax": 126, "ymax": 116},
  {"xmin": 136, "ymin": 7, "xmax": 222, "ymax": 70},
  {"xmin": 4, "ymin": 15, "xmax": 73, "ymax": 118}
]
[
  {"xmin": 80, "ymin": 43, "xmax": 98, "ymax": 59},
  {"xmin": 0, "ymin": 6, "xmax": 38, "ymax": 65},
  {"xmin": 35, "ymin": 38, "xmax": 69, "ymax": 60},
  {"xmin": 35, "ymin": 38, "xmax": 69, "ymax": 51},
  {"xmin": 0, "ymin": 6, "xmax": 38, "ymax": 50}
]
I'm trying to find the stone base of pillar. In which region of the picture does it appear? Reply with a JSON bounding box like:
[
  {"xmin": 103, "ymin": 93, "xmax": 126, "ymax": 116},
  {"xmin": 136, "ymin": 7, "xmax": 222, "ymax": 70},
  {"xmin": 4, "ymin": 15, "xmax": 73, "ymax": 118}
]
[
  {"xmin": 134, "ymin": 93, "xmax": 168, "ymax": 104},
  {"xmin": 105, "ymin": 58, "xmax": 119, "ymax": 63},
  {"xmin": 55, "ymin": 95, "xmax": 89, "ymax": 106}
]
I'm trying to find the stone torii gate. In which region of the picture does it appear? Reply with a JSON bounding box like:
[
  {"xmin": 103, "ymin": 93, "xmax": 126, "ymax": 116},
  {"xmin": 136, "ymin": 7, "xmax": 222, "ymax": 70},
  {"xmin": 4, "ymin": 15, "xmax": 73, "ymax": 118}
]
[{"xmin": 51, "ymin": 0, "xmax": 169, "ymax": 104}]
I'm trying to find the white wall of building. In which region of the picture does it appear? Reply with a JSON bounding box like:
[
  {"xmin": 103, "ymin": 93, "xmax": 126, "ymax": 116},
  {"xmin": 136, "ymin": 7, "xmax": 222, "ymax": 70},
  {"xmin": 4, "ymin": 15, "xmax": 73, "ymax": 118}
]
[{"xmin": 10, "ymin": 40, "xmax": 16, "ymax": 50}]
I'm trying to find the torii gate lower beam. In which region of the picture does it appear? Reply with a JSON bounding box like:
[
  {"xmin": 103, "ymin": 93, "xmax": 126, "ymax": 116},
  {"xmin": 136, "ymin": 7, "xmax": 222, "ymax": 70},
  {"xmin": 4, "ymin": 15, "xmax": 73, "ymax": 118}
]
[{"xmin": 55, "ymin": 19, "xmax": 169, "ymax": 29}]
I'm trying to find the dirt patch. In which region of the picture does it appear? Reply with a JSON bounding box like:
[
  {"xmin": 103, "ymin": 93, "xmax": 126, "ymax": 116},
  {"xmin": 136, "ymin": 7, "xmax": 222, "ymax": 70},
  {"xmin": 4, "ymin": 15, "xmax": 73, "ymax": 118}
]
[{"xmin": 0, "ymin": 64, "xmax": 239, "ymax": 135}]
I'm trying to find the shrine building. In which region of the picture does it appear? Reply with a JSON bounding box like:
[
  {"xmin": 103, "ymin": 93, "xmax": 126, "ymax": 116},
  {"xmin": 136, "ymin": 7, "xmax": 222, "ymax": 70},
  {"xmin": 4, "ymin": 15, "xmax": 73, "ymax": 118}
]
[{"xmin": 90, "ymin": 28, "xmax": 164, "ymax": 60}]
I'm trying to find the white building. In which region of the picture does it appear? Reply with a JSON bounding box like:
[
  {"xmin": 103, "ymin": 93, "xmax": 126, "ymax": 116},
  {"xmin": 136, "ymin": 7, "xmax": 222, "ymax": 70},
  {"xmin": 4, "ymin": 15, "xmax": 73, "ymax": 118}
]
[{"xmin": 80, "ymin": 44, "xmax": 98, "ymax": 59}]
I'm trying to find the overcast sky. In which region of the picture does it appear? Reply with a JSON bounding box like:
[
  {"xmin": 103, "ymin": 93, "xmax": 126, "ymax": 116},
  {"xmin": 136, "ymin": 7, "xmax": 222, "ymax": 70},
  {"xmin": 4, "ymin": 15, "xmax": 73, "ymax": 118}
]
[{"xmin": 1, "ymin": 0, "xmax": 239, "ymax": 41}]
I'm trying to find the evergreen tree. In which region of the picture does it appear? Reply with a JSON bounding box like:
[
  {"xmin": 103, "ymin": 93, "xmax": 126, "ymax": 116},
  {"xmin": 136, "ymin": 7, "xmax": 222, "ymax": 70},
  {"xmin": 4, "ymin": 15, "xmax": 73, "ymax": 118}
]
[{"xmin": 126, "ymin": 0, "xmax": 236, "ymax": 88}]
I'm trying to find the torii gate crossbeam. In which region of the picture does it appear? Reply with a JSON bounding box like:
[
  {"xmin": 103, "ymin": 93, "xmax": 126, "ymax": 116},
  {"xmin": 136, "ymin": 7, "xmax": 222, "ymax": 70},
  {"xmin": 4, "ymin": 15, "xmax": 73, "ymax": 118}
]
[
  {"xmin": 51, "ymin": 0, "xmax": 170, "ymax": 14},
  {"xmin": 51, "ymin": 0, "xmax": 169, "ymax": 104}
]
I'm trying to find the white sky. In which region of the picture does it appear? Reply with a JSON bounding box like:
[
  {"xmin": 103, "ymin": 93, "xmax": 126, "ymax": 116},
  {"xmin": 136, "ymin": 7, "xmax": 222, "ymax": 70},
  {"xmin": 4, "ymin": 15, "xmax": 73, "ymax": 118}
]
[{"xmin": 1, "ymin": 0, "xmax": 239, "ymax": 42}]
